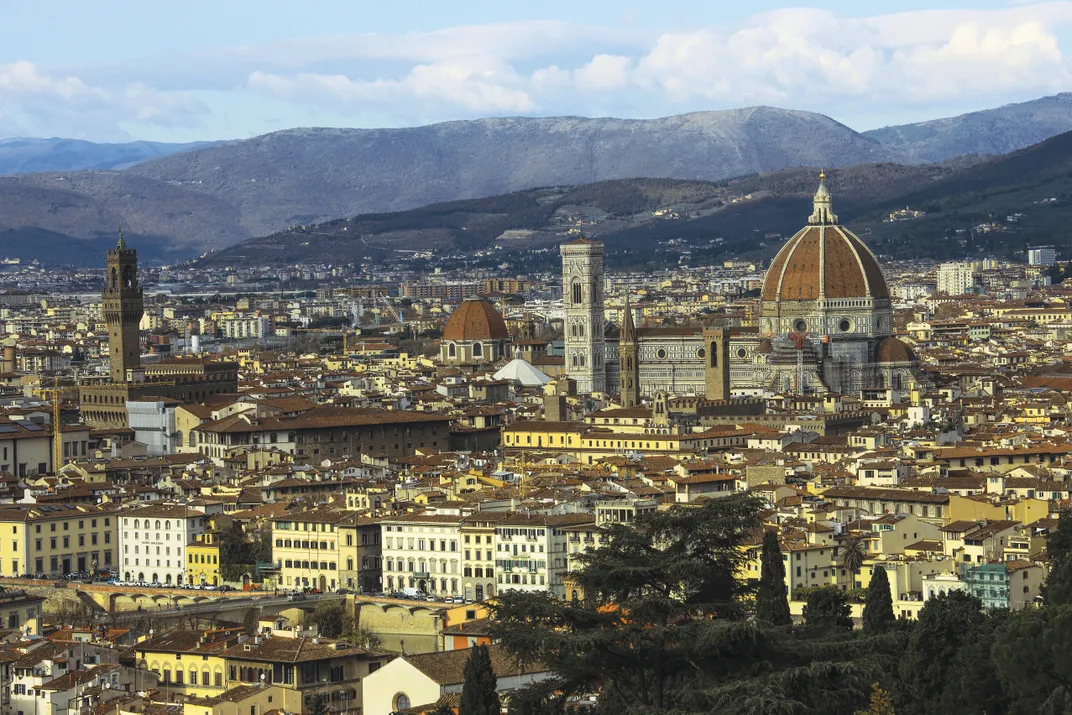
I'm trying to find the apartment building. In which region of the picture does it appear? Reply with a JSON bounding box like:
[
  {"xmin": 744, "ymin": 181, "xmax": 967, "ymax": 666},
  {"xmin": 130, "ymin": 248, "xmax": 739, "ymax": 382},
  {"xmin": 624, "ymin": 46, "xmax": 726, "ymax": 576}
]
[
  {"xmin": 136, "ymin": 627, "xmax": 244, "ymax": 698},
  {"xmin": 337, "ymin": 514, "xmax": 381, "ymax": 594},
  {"xmin": 381, "ymin": 514, "xmax": 464, "ymax": 597},
  {"xmin": 495, "ymin": 514, "xmax": 593, "ymax": 598},
  {"xmin": 460, "ymin": 513, "xmax": 507, "ymax": 603},
  {"xmin": 119, "ymin": 504, "xmax": 207, "ymax": 585},
  {"xmin": 0, "ymin": 504, "xmax": 117, "ymax": 578},
  {"xmin": 271, "ymin": 507, "xmax": 346, "ymax": 591},
  {"xmin": 186, "ymin": 532, "xmax": 222, "ymax": 587}
]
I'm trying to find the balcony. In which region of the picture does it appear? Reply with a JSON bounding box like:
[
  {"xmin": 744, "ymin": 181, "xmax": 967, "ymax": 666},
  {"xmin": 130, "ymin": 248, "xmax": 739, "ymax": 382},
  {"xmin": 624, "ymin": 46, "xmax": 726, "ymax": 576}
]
[{"xmin": 412, "ymin": 571, "xmax": 430, "ymax": 579}]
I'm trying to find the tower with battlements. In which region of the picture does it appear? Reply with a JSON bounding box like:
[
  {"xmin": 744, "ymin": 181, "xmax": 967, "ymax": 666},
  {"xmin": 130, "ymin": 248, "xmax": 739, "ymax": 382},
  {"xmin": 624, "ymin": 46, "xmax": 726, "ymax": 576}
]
[{"xmin": 103, "ymin": 230, "xmax": 144, "ymax": 383}]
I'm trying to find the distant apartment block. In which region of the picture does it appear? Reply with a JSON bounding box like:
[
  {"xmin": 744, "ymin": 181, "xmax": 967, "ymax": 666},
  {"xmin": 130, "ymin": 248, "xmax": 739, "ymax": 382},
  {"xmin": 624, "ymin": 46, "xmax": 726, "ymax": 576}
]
[
  {"xmin": 1028, "ymin": 247, "xmax": 1057, "ymax": 266},
  {"xmin": 936, "ymin": 262, "xmax": 975, "ymax": 296}
]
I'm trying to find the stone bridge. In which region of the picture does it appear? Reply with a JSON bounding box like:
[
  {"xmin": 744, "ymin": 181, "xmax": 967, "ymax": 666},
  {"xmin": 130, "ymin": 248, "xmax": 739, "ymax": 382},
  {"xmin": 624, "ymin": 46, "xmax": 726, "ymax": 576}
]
[{"xmin": 0, "ymin": 578, "xmax": 280, "ymax": 614}]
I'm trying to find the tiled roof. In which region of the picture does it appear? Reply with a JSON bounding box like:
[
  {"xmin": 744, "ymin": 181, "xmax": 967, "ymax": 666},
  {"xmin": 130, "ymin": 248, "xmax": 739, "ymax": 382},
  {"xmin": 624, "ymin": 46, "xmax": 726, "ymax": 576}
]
[{"xmin": 404, "ymin": 644, "xmax": 545, "ymax": 685}]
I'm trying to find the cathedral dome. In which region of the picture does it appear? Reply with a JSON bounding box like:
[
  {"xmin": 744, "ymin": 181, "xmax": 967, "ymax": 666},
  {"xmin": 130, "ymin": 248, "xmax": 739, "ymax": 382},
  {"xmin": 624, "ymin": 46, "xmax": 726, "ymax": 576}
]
[
  {"xmin": 761, "ymin": 174, "xmax": 889, "ymax": 302},
  {"xmin": 443, "ymin": 298, "xmax": 509, "ymax": 341},
  {"xmin": 875, "ymin": 336, "xmax": 916, "ymax": 363}
]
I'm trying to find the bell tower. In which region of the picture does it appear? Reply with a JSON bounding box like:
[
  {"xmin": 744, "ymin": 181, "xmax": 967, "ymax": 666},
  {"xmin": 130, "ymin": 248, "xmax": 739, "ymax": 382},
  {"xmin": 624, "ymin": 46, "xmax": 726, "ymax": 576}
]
[
  {"xmin": 560, "ymin": 237, "xmax": 606, "ymax": 394},
  {"xmin": 703, "ymin": 327, "xmax": 731, "ymax": 401},
  {"xmin": 103, "ymin": 228, "xmax": 144, "ymax": 383},
  {"xmin": 618, "ymin": 297, "xmax": 639, "ymax": 407}
]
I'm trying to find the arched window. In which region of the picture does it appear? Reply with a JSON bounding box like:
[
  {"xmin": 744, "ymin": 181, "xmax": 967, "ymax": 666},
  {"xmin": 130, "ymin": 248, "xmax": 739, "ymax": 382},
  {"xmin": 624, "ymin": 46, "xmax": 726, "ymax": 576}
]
[
  {"xmin": 447, "ymin": 343, "xmax": 456, "ymax": 358},
  {"xmin": 110, "ymin": 267, "xmax": 118, "ymax": 290},
  {"xmin": 122, "ymin": 265, "xmax": 134, "ymax": 288},
  {"xmin": 473, "ymin": 342, "xmax": 483, "ymax": 358},
  {"xmin": 710, "ymin": 343, "xmax": 718, "ymax": 368},
  {"xmin": 571, "ymin": 280, "xmax": 582, "ymax": 305}
]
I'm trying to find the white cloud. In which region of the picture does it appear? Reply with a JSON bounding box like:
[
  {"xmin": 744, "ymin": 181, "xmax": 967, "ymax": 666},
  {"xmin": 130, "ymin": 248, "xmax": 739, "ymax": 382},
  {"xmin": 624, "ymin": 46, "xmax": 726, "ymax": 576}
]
[
  {"xmin": 0, "ymin": 61, "xmax": 209, "ymax": 140},
  {"xmin": 249, "ymin": 55, "xmax": 536, "ymax": 114},
  {"xmin": 6, "ymin": 4, "xmax": 1072, "ymax": 140}
]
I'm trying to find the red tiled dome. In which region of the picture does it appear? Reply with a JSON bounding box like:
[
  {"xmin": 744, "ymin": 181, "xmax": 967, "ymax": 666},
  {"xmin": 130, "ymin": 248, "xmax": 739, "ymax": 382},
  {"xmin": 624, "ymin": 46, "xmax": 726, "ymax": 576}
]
[
  {"xmin": 875, "ymin": 336, "xmax": 916, "ymax": 363},
  {"xmin": 443, "ymin": 299, "xmax": 509, "ymax": 341},
  {"xmin": 762, "ymin": 225, "xmax": 889, "ymax": 302},
  {"xmin": 761, "ymin": 173, "xmax": 889, "ymax": 303}
]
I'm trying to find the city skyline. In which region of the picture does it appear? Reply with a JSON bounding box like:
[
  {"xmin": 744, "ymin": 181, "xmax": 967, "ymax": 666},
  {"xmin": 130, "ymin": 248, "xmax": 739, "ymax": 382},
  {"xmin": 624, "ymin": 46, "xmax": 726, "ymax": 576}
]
[{"xmin": 2, "ymin": 0, "xmax": 1072, "ymax": 142}]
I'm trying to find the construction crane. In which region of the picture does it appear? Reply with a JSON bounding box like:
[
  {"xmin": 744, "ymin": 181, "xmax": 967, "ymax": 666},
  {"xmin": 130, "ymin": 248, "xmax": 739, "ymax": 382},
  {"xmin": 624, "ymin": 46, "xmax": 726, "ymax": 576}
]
[{"xmin": 32, "ymin": 378, "xmax": 78, "ymax": 475}]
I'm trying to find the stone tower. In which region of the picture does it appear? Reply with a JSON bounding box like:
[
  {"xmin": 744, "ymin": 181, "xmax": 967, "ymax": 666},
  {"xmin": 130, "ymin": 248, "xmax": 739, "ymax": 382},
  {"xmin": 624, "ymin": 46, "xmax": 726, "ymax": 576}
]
[
  {"xmin": 703, "ymin": 327, "xmax": 731, "ymax": 401},
  {"xmin": 103, "ymin": 229, "xmax": 144, "ymax": 383},
  {"xmin": 560, "ymin": 237, "xmax": 605, "ymax": 394},
  {"xmin": 618, "ymin": 297, "xmax": 639, "ymax": 408}
]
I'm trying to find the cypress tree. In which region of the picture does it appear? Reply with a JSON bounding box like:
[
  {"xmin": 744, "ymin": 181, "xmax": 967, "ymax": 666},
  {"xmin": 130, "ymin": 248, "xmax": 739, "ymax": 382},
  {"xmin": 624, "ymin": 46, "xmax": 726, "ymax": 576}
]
[
  {"xmin": 757, "ymin": 530, "xmax": 792, "ymax": 626},
  {"xmin": 862, "ymin": 565, "xmax": 895, "ymax": 634},
  {"xmin": 802, "ymin": 586, "xmax": 853, "ymax": 630},
  {"xmin": 460, "ymin": 644, "xmax": 500, "ymax": 715}
]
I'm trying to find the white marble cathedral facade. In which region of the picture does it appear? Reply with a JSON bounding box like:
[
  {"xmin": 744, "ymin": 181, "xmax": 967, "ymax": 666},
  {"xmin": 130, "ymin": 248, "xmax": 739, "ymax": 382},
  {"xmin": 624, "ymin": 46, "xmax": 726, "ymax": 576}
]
[{"xmin": 559, "ymin": 175, "xmax": 917, "ymax": 399}]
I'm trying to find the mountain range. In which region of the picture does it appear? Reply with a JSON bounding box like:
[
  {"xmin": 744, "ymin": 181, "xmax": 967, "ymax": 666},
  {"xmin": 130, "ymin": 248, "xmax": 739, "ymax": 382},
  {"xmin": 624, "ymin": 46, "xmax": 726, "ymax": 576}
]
[
  {"xmin": 0, "ymin": 138, "xmax": 220, "ymax": 175},
  {"xmin": 202, "ymin": 128, "xmax": 1072, "ymax": 269},
  {"xmin": 2, "ymin": 93, "xmax": 1072, "ymax": 265}
]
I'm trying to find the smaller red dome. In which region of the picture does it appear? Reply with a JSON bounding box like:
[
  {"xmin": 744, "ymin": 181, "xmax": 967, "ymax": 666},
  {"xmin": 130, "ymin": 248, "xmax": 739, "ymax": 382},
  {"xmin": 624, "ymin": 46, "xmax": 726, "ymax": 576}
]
[
  {"xmin": 875, "ymin": 336, "xmax": 916, "ymax": 363},
  {"xmin": 443, "ymin": 298, "xmax": 509, "ymax": 341}
]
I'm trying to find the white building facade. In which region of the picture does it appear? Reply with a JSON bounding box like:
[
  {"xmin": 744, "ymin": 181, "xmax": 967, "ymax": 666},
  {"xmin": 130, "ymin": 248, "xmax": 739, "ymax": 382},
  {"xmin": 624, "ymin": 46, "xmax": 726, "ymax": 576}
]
[
  {"xmin": 119, "ymin": 504, "xmax": 206, "ymax": 586},
  {"xmin": 936, "ymin": 262, "xmax": 975, "ymax": 296},
  {"xmin": 381, "ymin": 515, "xmax": 464, "ymax": 597}
]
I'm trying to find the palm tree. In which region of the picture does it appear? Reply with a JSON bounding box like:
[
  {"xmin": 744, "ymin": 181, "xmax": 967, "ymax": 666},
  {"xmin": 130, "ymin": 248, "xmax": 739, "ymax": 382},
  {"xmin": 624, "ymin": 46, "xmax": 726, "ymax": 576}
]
[{"xmin": 839, "ymin": 535, "xmax": 866, "ymax": 588}]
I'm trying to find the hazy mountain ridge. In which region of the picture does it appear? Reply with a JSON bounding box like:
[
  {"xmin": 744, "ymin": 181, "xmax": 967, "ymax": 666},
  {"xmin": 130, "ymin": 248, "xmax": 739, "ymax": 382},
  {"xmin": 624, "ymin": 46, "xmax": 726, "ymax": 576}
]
[
  {"xmin": 4, "ymin": 95, "xmax": 1072, "ymax": 264},
  {"xmin": 863, "ymin": 93, "xmax": 1072, "ymax": 162},
  {"xmin": 200, "ymin": 129, "xmax": 1072, "ymax": 268},
  {"xmin": 0, "ymin": 137, "xmax": 221, "ymax": 175}
]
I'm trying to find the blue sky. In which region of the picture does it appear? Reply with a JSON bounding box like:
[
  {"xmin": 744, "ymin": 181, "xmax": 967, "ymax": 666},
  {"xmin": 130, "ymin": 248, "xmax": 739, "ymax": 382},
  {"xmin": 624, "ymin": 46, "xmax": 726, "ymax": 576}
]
[{"xmin": 2, "ymin": 0, "xmax": 1071, "ymax": 142}]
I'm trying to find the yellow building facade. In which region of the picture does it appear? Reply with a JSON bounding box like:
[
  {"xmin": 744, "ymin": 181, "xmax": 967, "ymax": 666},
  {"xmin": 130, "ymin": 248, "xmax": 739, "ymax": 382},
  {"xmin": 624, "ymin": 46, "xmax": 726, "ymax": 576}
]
[
  {"xmin": 186, "ymin": 532, "xmax": 222, "ymax": 587},
  {"xmin": 271, "ymin": 508, "xmax": 345, "ymax": 590},
  {"xmin": 0, "ymin": 504, "xmax": 116, "ymax": 578}
]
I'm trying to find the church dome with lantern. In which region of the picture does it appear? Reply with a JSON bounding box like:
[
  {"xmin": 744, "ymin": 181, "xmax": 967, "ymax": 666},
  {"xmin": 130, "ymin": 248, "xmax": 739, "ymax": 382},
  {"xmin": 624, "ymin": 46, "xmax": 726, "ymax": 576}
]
[
  {"xmin": 757, "ymin": 173, "xmax": 901, "ymax": 394},
  {"xmin": 440, "ymin": 297, "xmax": 510, "ymax": 368}
]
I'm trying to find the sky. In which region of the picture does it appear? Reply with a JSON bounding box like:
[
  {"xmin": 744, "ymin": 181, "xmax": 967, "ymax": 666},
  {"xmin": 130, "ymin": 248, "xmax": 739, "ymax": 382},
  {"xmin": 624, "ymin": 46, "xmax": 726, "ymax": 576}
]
[{"xmin": 2, "ymin": 0, "xmax": 1072, "ymax": 143}]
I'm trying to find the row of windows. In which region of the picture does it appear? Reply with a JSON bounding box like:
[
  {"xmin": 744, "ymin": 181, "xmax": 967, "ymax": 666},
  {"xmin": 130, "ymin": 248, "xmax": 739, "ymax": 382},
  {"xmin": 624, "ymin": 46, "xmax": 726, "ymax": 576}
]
[
  {"xmin": 282, "ymin": 560, "xmax": 337, "ymax": 570},
  {"xmin": 27, "ymin": 532, "xmax": 109, "ymax": 551},
  {"xmin": 385, "ymin": 537, "xmax": 458, "ymax": 551},
  {"xmin": 276, "ymin": 539, "xmax": 334, "ymax": 550},
  {"xmin": 188, "ymin": 553, "xmax": 218, "ymax": 564},
  {"xmin": 124, "ymin": 519, "xmax": 195, "ymax": 530},
  {"xmin": 28, "ymin": 517, "xmax": 110, "ymax": 534}
]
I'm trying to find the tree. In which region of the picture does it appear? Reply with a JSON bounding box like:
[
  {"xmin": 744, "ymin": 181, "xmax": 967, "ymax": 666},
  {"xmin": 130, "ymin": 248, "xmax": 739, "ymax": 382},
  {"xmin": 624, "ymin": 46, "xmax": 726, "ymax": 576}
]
[
  {"xmin": 219, "ymin": 522, "xmax": 256, "ymax": 582},
  {"xmin": 992, "ymin": 605, "xmax": 1072, "ymax": 714},
  {"xmin": 898, "ymin": 590, "xmax": 985, "ymax": 715},
  {"xmin": 840, "ymin": 536, "xmax": 866, "ymax": 588},
  {"xmin": 308, "ymin": 694, "xmax": 328, "ymax": 715},
  {"xmin": 493, "ymin": 496, "xmax": 896, "ymax": 714},
  {"xmin": 243, "ymin": 608, "xmax": 261, "ymax": 636},
  {"xmin": 941, "ymin": 610, "xmax": 1009, "ymax": 715},
  {"xmin": 756, "ymin": 530, "xmax": 792, "ymax": 626},
  {"xmin": 309, "ymin": 601, "xmax": 347, "ymax": 639},
  {"xmin": 855, "ymin": 684, "xmax": 895, "ymax": 715},
  {"xmin": 802, "ymin": 587, "xmax": 853, "ymax": 631},
  {"xmin": 1043, "ymin": 510, "xmax": 1072, "ymax": 605},
  {"xmin": 862, "ymin": 566, "xmax": 895, "ymax": 634},
  {"xmin": 460, "ymin": 645, "xmax": 499, "ymax": 715}
]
